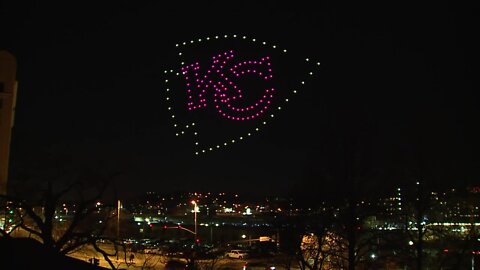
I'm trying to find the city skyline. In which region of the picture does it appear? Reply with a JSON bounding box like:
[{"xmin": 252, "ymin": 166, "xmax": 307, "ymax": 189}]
[{"xmin": 0, "ymin": 1, "xmax": 478, "ymax": 201}]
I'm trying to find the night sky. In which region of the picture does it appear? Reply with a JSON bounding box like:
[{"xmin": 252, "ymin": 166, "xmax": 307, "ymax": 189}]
[{"xmin": 1, "ymin": 1, "xmax": 478, "ymax": 201}]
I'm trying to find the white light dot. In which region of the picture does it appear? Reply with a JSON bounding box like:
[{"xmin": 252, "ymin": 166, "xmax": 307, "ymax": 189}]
[
  {"xmin": 277, "ymin": 107, "xmax": 282, "ymax": 110},
  {"xmin": 174, "ymin": 124, "xmax": 177, "ymax": 127},
  {"xmin": 317, "ymin": 62, "xmax": 321, "ymax": 66},
  {"xmin": 252, "ymin": 38, "xmax": 256, "ymax": 42},
  {"xmin": 305, "ymin": 58, "xmax": 310, "ymax": 61},
  {"xmin": 309, "ymin": 72, "xmax": 313, "ymax": 75},
  {"xmin": 181, "ymin": 131, "xmax": 184, "ymax": 134},
  {"xmin": 195, "ymin": 142, "xmax": 199, "ymax": 145},
  {"xmin": 190, "ymin": 40, "xmax": 194, "ymax": 43},
  {"xmin": 186, "ymin": 125, "xmax": 189, "ymax": 128},
  {"xmin": 202, "ymin": 149, "xmax": 206, "ymax": 153},
  {"xmin": 293, "ymin": 90, "xmax": 297, "ymax": 94},
  {"xmin": 175, "ymin": 133, "xmax": 179, "ymax": 136},
  {"xmin": 216, "ymin": 145, "xmax": 220, "ymax": 148},
  {"xmin": 224, "ymin": 35, "xmax": 228, "ymax": 38},
  {"xmin": 233, "ymin": 34, "xmax": 237, "ymax": 38},
  {"xmin": 270, "ymin": 114, "xmax": 274, "ymax": 118},
  {"xmin": 209, "ymin": 148, "xmax": 213, "ymax": 151},
  {"xmin": 195, "ymin": 152, "xmax": 199, "ymax": 155},
  {"xmin": 262, "ymin": 41, "xmax": 266, "ymax": 45},
  {"xmin": 272, "ymin": 45, "xmax": 276, "ymax": 48},
  {"xmin": 215, "ymin": 36, "xmax": 219, "ymax": 39},
  {"xmin": 194, "ymin": 132, "xmax": 198, "ymax": 135},
  {"xmin": 165, "ymin": 79, "xmax": 169, "ymax": 82},
  {"xmin": 262, "ymin": 122, "xmax": 267, "ymax": 125},
  {"xmin": 283, "ymin": 49, "xmax": 287, "ymax": 53},
  {"xmin": 192, "ymin": 123, "xmax": 196, "ymax": 126},
  {"xmin": 301, "ymin": 81, "xmax": 305, "ymax": 84},
  {"xmin": 255, "ymin": 128, "xmax": 259, "ymax": 131},
  {"xmin": 168, "ymin": 107, "xmax": 171, "ymax": 110},
  {"xmin": 170, "ymin": 69, "xmax": 173, "ymax": 73},
  {"xmin": 176, "ymin": 73, "xmax": 179, "ymax": 76},
  {"xmin": 166, "ymin": 97, "xmax": 170, "ymax": 100},
  {"xmin": 239, "ymin": 137, "xmax": 243, "ymax": 140},
  {"xmin": 198, "ymin": 39, "xmax": 202, "ymax": 42},
  {"xmin": 285, "ymin": 98, "xmax": 289, "ymax": 102},
  {"xmin": 224, "ymin": 142, "xmax": 228, "ymax": 146},
  {"xmin": 178, "ymin": 52, "xmax": 182, "ymax": 56},
  {"xmin": 171, "ymin": 115, "xmax": 175, "ymax": 118},
  {"xmin": 247, "ymin": 133, "xmax": 251, "ymax": 136},
  {"xmin": 164, "ymin": 70, "xmax": 168, "ymax": 74},
  {"xmin": 206, "ymin": 37, "xmax": 210, "ymax": 40},
  {"xmin": 182, "ymin": 42, "xmax": 186, "ymax": 45},
  {"xmin": 242, "ymin": 36, "xmax": 247, "ymax": 39},
  {"xmin": 166, "ymin": 88, "xmax": 170, "ymax": 92}
]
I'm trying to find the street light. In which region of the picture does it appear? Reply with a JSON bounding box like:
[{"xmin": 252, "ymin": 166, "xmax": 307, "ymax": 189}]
[
  {"xmin": 191, "ymin": 200, "xmax": 198, "ymax": 242},
  {"xmin": 117, "ymin": 200, "xmax": 121, "ymax": 240}
]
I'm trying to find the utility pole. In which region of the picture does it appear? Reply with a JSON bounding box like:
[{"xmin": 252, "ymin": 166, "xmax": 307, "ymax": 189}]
[{"xmin": 0, "ymin": 50, "xmax": 18, "ymax": 196}]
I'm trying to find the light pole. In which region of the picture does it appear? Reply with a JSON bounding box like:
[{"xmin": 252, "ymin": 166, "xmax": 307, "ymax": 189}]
[
  {"xmin": 117, "ymin": 200, "xmax": 121, "ymax": 240},
  {"xmin": 116, "ymin": 200, "xmax": 121, "ymax": 260},
  {"xmin": 191, "ymin": 200, "xmax": 198, "ymax": 242}
]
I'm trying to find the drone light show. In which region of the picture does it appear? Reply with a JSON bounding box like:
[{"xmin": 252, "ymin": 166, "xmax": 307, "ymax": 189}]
[{"xmin": 163, "ymin": 35, "xmax": 321, "ymax": 155}]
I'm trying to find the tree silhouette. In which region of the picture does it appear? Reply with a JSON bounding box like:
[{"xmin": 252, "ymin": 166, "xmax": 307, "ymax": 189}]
[{"xmin": 1, "ymin": 173, "xmax": 126, "ymax": 269}]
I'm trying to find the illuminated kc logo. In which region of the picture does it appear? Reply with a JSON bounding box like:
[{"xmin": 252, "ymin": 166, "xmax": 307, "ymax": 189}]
[{"xmin": 180, "ymin": 50, "xmax": 274, "ymax": 121}]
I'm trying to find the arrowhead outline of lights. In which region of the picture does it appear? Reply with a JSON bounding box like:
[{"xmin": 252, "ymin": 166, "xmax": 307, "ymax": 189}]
[{"xmin": 163, "ymin": 34, "xmax": 321, "ymax": 155}]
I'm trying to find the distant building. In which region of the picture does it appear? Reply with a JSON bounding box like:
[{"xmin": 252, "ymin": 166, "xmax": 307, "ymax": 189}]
[{"xmin": 0, "ymin": 50, "xmax": 18, "ymax": 195}]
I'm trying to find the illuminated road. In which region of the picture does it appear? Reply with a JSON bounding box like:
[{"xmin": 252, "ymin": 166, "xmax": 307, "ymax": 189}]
[{"xmin": 68, "ymin": 243, "xmax": 258, "ymax": 270}]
